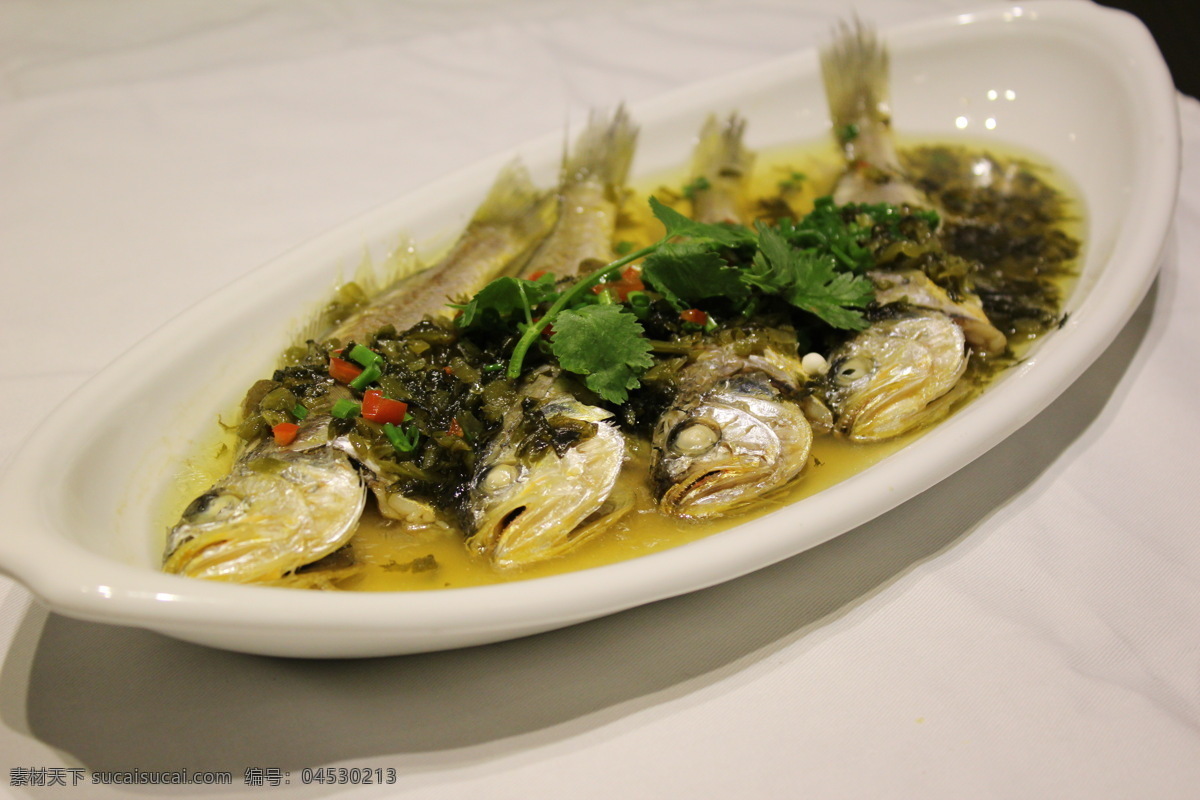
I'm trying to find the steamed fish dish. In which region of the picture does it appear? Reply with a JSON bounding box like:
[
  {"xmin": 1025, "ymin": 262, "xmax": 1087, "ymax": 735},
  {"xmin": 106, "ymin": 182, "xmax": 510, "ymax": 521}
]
[{"xmin": 163, "ymin": 21, "xmax": 1080, "ymax": 589}]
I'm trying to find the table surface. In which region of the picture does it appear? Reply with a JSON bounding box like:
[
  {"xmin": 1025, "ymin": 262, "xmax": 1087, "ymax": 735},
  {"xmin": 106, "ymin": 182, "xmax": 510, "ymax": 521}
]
[{"xmin": 1, "ymin": 1, "xmax": 1198, "ymax": 797}]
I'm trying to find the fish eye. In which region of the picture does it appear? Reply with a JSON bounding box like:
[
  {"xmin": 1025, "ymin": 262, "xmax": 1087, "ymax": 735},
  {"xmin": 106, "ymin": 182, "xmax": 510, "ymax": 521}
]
[
  {"xmin": 833, "ymin": 355, "xmax": 874, "ymax": 386},
  {"xmin": 480, "ymin": 464, "xmax": 519, "ymax": 495},
  {"xmin": 181, "ymin": 490, "xmax": 240, "ymax": 523},
  {"xmin": 669, "ymin": 421, "xmax": 721, "ymax": 457}
]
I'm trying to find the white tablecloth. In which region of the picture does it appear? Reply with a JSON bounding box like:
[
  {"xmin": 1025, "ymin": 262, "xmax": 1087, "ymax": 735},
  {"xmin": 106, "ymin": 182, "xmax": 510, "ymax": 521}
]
[{"xmin": 2, "ymin": 0, "xmax": 1197, "ymax": 797}]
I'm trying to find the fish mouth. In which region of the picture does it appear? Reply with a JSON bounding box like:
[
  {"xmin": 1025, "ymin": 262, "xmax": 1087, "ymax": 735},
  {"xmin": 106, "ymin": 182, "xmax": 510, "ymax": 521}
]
[
  {"xmin": 471, "ymin": 486, "xmax": 631, "ymax": 569},
  {"xmin": 837, "ymin": 366, "xmax": 931, "ymax": 440},
  {"xmin": 658, "ymin": 458, "xmax": 773, "ymax": 519},
  {"xmin": 163, "ymin": 529, "xmax": 284, "ymax": 582}
]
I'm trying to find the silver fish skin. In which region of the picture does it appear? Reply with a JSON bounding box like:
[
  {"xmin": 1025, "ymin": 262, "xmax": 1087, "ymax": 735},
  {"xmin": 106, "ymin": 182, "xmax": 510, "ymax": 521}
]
[
  {"xmin": 650, "ymin": 115, "xmax": 814, "ymax": 519},
  {"xmin": 520, "ymin": 106, "xmax": 638, "ymax": 278},
  {"xmin": 653, "ymin": 347, "xmax": 813, "ymax": 519},
  {"xmin": 820, "ymin": 309, "xmax": 968, "ymax": 442},
  {"xmin": 465, "ymin": 368, "xmax": 628, "ymax": 569},
  {"xmin": 164, "ymin": 163, "xmax": 558, "ymax": 583},
  {"xmin": 820, "ymin": 20, "xmax": 931, "ymax": 209}
]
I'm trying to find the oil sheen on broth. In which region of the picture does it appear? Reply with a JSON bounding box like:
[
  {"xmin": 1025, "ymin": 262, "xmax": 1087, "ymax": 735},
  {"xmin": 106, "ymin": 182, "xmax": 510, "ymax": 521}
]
[{"xmin": 165, "ymin": 136, "xmax": 1082, "ymax": 591}]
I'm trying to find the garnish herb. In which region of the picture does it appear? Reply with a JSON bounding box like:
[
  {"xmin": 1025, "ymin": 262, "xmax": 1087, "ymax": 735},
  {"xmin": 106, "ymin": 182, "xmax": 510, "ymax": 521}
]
[{"xmin": 455, "ymin": 194, "xmax": 902, "ymax": 403}]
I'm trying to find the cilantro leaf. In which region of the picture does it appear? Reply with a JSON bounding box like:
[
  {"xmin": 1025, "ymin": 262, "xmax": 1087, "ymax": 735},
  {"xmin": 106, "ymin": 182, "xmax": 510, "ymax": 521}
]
[
  {"xmin": 746, "ymin": 225, "xmax": 874, "ymax": 330},
  {"xmin": 456, "ymin": 274, "xmax": 558, "ymax": 329},
  {"xmin": 549, "ymin": 304, "xmax": 654, "ymax": 404},
  {"xmin": 649, "ymin": 196, "xmax": 754, "ymax": 248},
  {"xmin": 641, "ymin": 241, "xmax": 748, "ymax": 308}
]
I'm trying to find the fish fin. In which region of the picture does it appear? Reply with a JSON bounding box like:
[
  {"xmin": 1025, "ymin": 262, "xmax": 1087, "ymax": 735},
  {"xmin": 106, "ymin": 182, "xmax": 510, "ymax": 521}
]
[
  {"xmin": 468, "ymin": 159, "xmax": 555, "ymax": 230},
  {"xmin": 820, "ymin": 19, "xmax": 900, "ymax": 166},
  {"xmin": 562, "ymin": 105, "xmax": 639, "ymax": 195},
  {"xmin": 283, "ymin": 236, "xmax": 424, "ymax": 355},
  {"xmin": 690, "ymin": 113, "xmax": 753, "ymax": 182}
]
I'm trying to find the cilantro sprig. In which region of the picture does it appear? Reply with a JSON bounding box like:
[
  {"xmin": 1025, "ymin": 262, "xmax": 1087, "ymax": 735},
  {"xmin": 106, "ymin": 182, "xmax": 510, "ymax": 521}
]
[{"xmin": 455, "ymin": 195, "xmax": 912, "ymax": 404}]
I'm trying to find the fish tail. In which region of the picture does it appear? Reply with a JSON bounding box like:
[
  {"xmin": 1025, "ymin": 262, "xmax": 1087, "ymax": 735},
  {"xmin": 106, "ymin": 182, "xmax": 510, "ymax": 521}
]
[
  {"xmin": 691, "ymin": 113, "xmax": 752, "ymax": 178},
  {"xmin": 562, "ymin": 105, "xmax": 639, "ymax": 196},
  {"xmin": 820, "ymin": 18, "xmax": 899, "ymax": 169},
  {"xmin": 689, "ymin": 113, "xmax": 756, "ymax": 224}
]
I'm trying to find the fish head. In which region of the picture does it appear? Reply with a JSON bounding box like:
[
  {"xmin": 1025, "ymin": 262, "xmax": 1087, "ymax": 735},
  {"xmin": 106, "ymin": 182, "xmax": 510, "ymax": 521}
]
[
  {"xmin": 162, "ymin": 444, "xmax": 366, "ymax": 583},
  {"xmin": 822, "ymin": 311, "xmax": 967, "ymax": 441},
  {"xmin": 654, "ymin": 374, "xmax": 812, "ymax": 519},
  {"xmin": 467, "ymin": 399, "xmax": 627, "ymax": 569}
]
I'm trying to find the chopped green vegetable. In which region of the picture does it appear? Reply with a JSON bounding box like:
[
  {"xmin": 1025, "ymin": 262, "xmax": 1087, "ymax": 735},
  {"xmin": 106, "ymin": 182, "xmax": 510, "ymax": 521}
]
[
  {"xmin": 384, "ymin": 421, "xmax": 421, "ymax": 453},
  {"xmin": 292, "ymin": 403, "xmax": 309, "ymax": 421},
  {"xmin": 682, "ymin": 175, "xmax": 711, "ymax": 200},
  {"xmin": 348, "ymin": 362, "xmax": 382, "ymax": 391},
  {"xmin": 348, "ymin": 343, "xmax": 382, "ymax": 368},
  {"xmin": 331, "ymin": 398, "xmax": 361, "ymax": 419},
  {"xmin": 778, "ymin": 170, "xmax": 807, "ymax": 192}
]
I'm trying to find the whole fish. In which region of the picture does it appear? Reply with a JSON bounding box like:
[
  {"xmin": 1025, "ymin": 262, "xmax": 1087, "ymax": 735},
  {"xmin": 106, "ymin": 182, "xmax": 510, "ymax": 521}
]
[
  {"xmin": 814, "ymin": 21, "xmax": 1000, "ymax": 439},
  {"xmin": 650, "ymin": 114, "xmax": 815, "ymax": 519},
  {"xmin": 163, "ymin": 162, "xmax": 557, "ymax": 583},
  {"xmin": 466, "ymin": 108, "xmax": 639, "ymax": 567},
  {"xmin": 822, "ymin": 20, "xmax": 1006, "ymax": 347}
]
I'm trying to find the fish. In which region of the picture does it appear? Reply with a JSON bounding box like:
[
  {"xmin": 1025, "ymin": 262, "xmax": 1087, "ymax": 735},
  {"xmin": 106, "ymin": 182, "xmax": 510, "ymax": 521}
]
[
  {"xmin": 688, "ymin": 113, "xmax": 755, "ymax": 225},
  {"xmin": 813, "ymin": 20, "xmax": 999, "ymax": 440},
  {"xmin": 330, "ymin": 162, "xmax": 558, "ymax": 343},
  {"xmin": 819, "ymin": 309, "xmax": 968, "ymax": 442},
  {"xmin": 869, "ymin": 268, "xmax": 1007, "ymax": 355},
  {"xmin": 465, "ymin": 367, "xmax": 628, "ymax": 569},
  {"xmin": 652, "ymin": 345, "xmax": 814, "ymax": 518},
  {"xmin": 650, "ymin": 114, "xmax": 814, "ymax": 519},
  {"xmin": 163, "ymin": 162, "xmax": 558, "ymax": 583},
  {"xmin": 822, "ymin": 21, "xmax": 1006, "ymax": 347},
  {"xmin": 821, "ymin": 19, "xmax": 930, "ymax": 208},
  {"xmin": 465, "ymin": 109, "xmax": 639, "ymax": 567},
  {"xmin": 520, "ymin": 106, "xmax": 638, "ymax": 277}
]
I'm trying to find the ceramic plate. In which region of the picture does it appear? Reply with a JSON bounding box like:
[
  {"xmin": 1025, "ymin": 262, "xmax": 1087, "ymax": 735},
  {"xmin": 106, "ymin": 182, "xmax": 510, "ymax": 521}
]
[{"xmin": 0, "ymin": 1, "xmax": 1179, "ymax": 657}]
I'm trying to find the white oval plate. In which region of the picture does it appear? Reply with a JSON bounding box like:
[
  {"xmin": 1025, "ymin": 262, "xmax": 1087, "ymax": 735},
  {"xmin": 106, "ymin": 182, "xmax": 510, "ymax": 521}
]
[{"xmin": 0, "ymin": 1, "xmax": 1179, "ymax": 657}]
